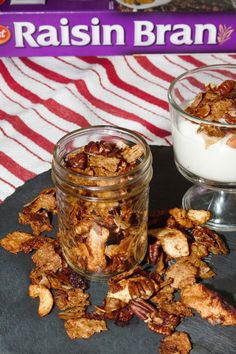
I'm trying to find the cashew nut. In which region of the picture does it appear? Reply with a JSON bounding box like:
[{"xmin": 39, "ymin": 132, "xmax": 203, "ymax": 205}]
[{"xmin": 29, "ymin": 284, "xmax": 53, "ymax": 317}]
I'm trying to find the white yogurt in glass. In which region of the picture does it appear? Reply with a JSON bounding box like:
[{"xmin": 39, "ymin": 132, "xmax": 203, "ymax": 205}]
[{"xmin": 172, "ymin": 119, "xmax": 236, "ymax": 183}]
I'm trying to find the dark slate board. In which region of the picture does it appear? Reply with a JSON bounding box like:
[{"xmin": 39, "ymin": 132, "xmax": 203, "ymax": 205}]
[{"xmin": 0, "ymin": 146, "xmax": 236, "ymax": 354}]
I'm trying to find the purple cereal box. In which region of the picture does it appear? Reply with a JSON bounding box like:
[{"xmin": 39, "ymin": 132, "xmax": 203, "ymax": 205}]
[{"xmin": 0, "ymin": 0, "xmax": 236, "ymax": 56}]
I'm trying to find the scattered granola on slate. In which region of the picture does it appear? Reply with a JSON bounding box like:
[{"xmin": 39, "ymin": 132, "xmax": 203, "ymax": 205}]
[{"xmin": 1, "ymin": 189, "xmax": 236, "ymax": 353}]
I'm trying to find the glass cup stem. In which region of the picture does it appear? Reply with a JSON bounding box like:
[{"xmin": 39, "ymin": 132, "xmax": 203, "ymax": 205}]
[{"xmin": 182, "ymin": 185, "xmax": 236, "ymax": 231}]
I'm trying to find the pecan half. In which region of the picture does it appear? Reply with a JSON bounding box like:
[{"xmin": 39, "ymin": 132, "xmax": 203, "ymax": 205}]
[
  {"xmin": 148, "ymin": 240, "xmax": 161, "ymax": 264},
  {"xmin": 214, "ymin": 80, "xmax": 234, "ymax": 96},
  {"xmin": 130, "ymin": 298, "xmax": 180, "ymax": 336}
]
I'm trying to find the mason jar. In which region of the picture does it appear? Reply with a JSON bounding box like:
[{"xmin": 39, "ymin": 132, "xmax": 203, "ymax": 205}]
[{"xmin": 52, "ymin": 126, "xmax": 153, "ymax": 280}]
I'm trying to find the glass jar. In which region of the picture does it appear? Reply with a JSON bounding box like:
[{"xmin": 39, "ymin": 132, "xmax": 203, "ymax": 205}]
[{"xmin": 52, "ymin": 126, "xmax": 153, "ymax": 280}]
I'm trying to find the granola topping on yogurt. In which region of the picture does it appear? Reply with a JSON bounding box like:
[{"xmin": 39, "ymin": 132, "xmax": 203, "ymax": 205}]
[{"xmin": 172, "ymin": 80, "xmax": 236, "ymax": 183}]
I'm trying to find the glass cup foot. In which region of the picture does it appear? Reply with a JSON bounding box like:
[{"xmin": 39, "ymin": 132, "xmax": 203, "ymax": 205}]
[{"xmin": 182, "ymin": 185, "xmax": 236, "ymax": 232}]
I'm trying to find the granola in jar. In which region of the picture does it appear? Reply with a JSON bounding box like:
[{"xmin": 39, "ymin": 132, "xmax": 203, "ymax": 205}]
[{"xmin": 52, "ymin": 126, "xmax": 153, "ymax": 280}]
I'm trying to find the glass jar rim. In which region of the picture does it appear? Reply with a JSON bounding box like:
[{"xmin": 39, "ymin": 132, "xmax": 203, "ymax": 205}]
[
  {"xmin": 168, "ymin": 64, "xmax": 236, "ymax": 129},
  {"xmin": 52, "ymin": 125, "xmax": 152, "ymax": 184}
]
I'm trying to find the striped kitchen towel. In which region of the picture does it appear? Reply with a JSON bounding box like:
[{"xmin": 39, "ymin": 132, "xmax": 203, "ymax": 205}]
[{"xmin": 0, "ymin": 53, "xmax": 235, "ymax": 202}]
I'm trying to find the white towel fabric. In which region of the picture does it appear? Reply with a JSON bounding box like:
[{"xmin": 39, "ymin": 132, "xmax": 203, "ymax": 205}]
[{"xmin": 0, "ymin": 53, "xmax": 235, "ymax": 203}]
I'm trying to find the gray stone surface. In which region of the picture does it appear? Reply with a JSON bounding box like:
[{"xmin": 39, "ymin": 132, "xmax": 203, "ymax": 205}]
[{"xmin": 0, "ymin": 146, "xmax": 235, "ymax": 354}]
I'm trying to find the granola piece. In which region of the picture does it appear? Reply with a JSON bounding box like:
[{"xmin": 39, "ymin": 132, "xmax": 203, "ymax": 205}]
[
  {"xmin": 169, "ymin": 208, "xmax": 194, "ymax": 228},
  {"xmin": 96, "ymin": 298, "xmax": 133, "ymax": 325},
  {"xmin": 114, "ymin": 305, "xmax": 134, "ymax": 326},
  {"xmin": 64, "ymin": 151, "xmax": 87, "ymax": 171},
  {"xmin": 210, "ymin": 100, "xmax": 232, "ymax": 120},
  {"xmin": 182, "ymin": 242, "xmax": 215, "ymax": 280},
  {"xmin": 31, "ymin": 243, "xmax": 62, "ymax": 273},
  {"xmin": 86, "ymin": 224, "xmax": 109, "ymax": 273},
  {"xmin": 89, "ymin": 155, "xmax": 120, "ymax": 173},
  {"xmin": 166, "ymin": 216, "xmax": 179, "ymax": 229},
  {"xmin": 158, "ymin": 301, "xmax": 193, "ymax": 318},
  {"xmin": 204, "ymin": 86, "xmax": 218, "ymax": 100},
  {"xmin": 58, "ymin": 307, "xmax": 87, "ymax": 320},
  {"xmin": 21, "ymin": 235, "xmax": 56, "ymax": 254},
  {"xmin": 30, "ymin": 268, "xmax": 50, "ymax": 287},
  {"xmin": 69, "ymin": 243, "xmax": 90, "ymax": 271},
  {"xmin": 31, "ymin": 271, "xmax": 51, "ymax": 289},
  {"xmin": 226, "ymin": 105, "xmax": 236, "ymax": 123},
  {"xmin": 196, "ymin": 103, "xmax": 211, "ymax": 118},
  {"xmin": 19, "ymin": 209, "xmax": 52, "ymax": 236},
  {"xmin": 91, "ymin": 167, "xmax": 118, "ymax": 177},
  {"xmin": 74, "ymin": 220, "xmax": 91, "ymax": 235},
  {"xmin": 108, "ymin": 266, "xmax": 143, "ymax": 286},
  {"xmin": 105, "ymin": 234, "xmax": 133, "ymax": 258},
  {"xmin": 181, "ymin": 284, "xmax": 236, "ymax": 326},
  {"xmin": 0, "ymin": 231, "xmax": 34, "ymax": 254},
  {"xmin": 198, "ymin": 124, "xmax": 226, "ymax": 138},
  {"xmin": 193, "ymin": 258, "xmax": 215, "ymax": 280},
  {"xmin": 105, "ymin": 234, "xmax": 136, "ymax": 272},
  {"xmin": 188, "ymin": 241, "xmax": 209, "ymax": 259},
  {"xmin": 192, "ymin": 226, "xmax": 229, "ymax": 255},
  {"xmin": 160, "ymin": 332, "xmax": 192, "ymax": 354},
  {"xmin": 28, "ymin": 284, "xmax": 54, "ymax": 317},
  {"xmin": 46, "ymin": 274, "xmax": 72, "ymax": 291},
  {"xmin": 121, "ymin": 144, "xmax": 144, "ymax": 164},
  {"xmin": 169, "ymin": 208, "xmax": 211, "ymax": 228},
  {"xmin": 53, "ymin": 288, "xmax": 89, "ymax": 311},
  {"xmin": 95, "ymin": 297, "xmax": 127, "ymax": 319},
  {"xmin": 18, "ymin": 188, "xmax": 57, "ymax": 235},
  {"xmin": 108, "ymin": 275, "xmax": 157, "ymax": 303},
  {"xmin": 25, "ymin": 188, "xmax": 57, "ymax": 213},
  {"xmin": 187, "ymin": 209, "xmax": 211, "ymax": 225},
  {"xmin": 186, "ymin": 80, "xmax": 236, "ymax": 126},
  {"xmin": 151, "ymin": 285, "xmax": 175, "ymax": 305},
  {"xmin": 153, "ymin": 228, "xmax": 189, "ymax": 258},
  {"xmin": 64, "ymin": 318, "xmax": 107, "ymax": 339},
  {"xmin": 166, "ymin": 260, "xmax": 198, "ymax": 289},
  {"xmin": 130, "ymin": 298, "xmax": 180, "ymax": 336},
  {"xmin": 191, "ymin": 92, "xmax": 203, "ymax": 108}
]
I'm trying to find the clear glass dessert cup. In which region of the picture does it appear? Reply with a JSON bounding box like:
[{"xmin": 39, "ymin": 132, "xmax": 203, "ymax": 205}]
[{"xmin": 168, "ymin": 64, "xmax": 236, "ymax": 232}]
